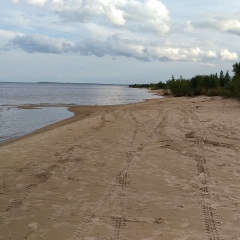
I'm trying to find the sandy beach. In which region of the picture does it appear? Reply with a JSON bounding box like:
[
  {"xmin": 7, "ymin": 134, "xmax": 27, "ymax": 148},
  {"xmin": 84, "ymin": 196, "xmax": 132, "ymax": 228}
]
[{"xmin": 0, "ymin": 95, "xmax": 240, "ymax": 240}]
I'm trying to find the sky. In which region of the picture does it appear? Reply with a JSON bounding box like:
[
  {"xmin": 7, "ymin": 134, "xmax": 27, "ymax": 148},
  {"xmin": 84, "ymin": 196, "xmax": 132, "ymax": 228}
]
[{"xmin": 1, "ymin": 0, "xmax": 240, "ymax": 84}]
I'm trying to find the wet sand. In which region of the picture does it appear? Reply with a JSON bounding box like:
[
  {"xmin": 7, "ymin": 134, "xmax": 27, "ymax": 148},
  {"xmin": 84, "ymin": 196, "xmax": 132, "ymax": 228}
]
[{"xmin": 0, "ymin": 96, "xmax": 240, "ymax": 239}]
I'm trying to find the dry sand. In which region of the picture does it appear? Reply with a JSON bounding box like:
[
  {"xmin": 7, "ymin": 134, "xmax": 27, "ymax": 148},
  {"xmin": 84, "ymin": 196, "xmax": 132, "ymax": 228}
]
[{"xmin": 0, "ymin": 96, "xmax": 240, "ymax": 240}]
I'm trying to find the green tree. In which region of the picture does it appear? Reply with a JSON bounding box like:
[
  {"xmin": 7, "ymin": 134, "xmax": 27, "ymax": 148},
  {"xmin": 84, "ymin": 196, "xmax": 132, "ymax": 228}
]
[
  {"xmin": 220, "ymin": 70, "xmax": 231, "ymax": 87},
  {"xmin": 207, "ymin": 75, "xmax": 217, "ymax": 89},
  {"xmin": 219, "ymin": 70, "xmax": 224, "ymax": 79},
  {"xmin": 232, "ymin": 62, "xmax": 240, "ymax": 78},
  {"xmin": 222, "ymin": 63, "xmax": 240, "ymax": 98},
  {"xmin": 168, "ymin": 77, "xmax": 193, "ymax": 97},
  {"xmin": 157, "ymin": 81, "xmax": 166, "ymax": 89},
  {"xmin": 219, "ymin": 70, "xmax": 224, "ymax": 87},
  {"xmin": 225, "ymin": 71, "xmax": 231, "ymax": 82}
]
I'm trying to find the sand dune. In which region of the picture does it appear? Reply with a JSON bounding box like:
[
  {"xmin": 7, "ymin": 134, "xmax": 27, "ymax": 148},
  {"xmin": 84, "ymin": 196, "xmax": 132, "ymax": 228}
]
[{"xmin": 0, "ymin": 96, "xmax": 240, "ymax": 240}]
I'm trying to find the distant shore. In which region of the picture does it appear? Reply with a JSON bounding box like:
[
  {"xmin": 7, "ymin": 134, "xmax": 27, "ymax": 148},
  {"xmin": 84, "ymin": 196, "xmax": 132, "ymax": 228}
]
[{"xmin": 0, "ymin": 96, "xmax": 240, "ymax": 239}]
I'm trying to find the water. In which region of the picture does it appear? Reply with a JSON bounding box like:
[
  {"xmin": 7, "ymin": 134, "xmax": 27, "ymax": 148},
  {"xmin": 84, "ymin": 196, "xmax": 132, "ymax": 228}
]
[
  {"xmin": 0, "ymin": 82, "xmax": 160, "ymax": 106},
  {"xmin": 0, "ymin": 106, "xmax": 74, "ymax": 143},
  {"xmin": 0, "ymin": 82, "xmax": 161, "ymax": 143}
]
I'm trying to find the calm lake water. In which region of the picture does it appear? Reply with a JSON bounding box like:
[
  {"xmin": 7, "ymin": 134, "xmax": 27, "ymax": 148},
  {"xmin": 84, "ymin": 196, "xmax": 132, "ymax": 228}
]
[{"xmin": 0, "ymin": 82, "xmax": 161, "ymax": 143}]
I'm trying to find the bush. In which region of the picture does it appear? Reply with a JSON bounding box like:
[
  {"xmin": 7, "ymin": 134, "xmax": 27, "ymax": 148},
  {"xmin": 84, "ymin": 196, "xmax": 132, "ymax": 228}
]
[
  {"xmin": 222, "ymin": 77, "xmax": 240, "ymax": 98},
  {"xmin": 168, "ymin": 79, "xmax": 193, "ymax": 97},
  {"xmin": 162, "ymin": 89, "xmax": 171, "ymax": 95},
  {"xmin": 206, "ymin": 88, "xmax": 223, "ymax": 96}
]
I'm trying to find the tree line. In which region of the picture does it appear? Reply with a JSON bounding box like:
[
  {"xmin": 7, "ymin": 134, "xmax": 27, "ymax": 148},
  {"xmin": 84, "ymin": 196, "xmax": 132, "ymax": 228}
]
[{"xmin": 129, "ymin": 62, "xmax": 240, "ymax": 98}]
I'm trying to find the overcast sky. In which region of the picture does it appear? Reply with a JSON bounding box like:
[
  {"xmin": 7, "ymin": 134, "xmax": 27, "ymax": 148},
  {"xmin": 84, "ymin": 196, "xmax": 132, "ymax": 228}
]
[{"xmin": 1, "ymin": 0, "xmax": 240, "ymax": 84}]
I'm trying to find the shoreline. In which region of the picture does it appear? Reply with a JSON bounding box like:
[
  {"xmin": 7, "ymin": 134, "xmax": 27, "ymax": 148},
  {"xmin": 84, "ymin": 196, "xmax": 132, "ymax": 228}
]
[
  {"xmin": 0, "ymin": 104, "xmax": 111, "ymax": 147},
  {"xmin": 0, "ymin": 106, "xmax": 75, "ymax": 147},
  {"xmin": 1, "ymin": 96, "xmax": 240, "ymax": 239},
  {"xmin": 0, "ymin": 91, "xmax": 164, "ymax": 147}
]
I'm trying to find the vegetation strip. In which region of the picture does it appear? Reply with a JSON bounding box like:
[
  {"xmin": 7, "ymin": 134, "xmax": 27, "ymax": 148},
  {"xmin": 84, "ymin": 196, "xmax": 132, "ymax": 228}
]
[{"xmin": 130, "ymin": 62, "xmax": 240, "ymax": 98}]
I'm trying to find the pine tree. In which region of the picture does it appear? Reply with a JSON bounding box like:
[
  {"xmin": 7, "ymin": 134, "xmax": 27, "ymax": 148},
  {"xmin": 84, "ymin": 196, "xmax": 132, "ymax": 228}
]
[
  {"xmin": 225, "ymin": 71, "xmax": 231, "ymax": 82},
  {"xmin": 232, "ymin": 62, "xmax": 240, "ymax": 78},
  {"xmin": 219, "ymin": 70, "xmax": 225, "ymax": 87}
]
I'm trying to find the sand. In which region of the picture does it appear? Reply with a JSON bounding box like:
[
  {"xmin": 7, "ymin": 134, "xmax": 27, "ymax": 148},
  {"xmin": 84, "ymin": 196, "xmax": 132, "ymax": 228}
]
[{"xmin": 0, "ymin": 95, "xmax": 240, "ymax": 240}]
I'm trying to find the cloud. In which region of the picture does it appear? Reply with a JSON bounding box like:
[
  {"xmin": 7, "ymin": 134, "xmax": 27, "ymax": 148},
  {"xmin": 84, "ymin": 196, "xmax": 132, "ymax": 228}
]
[
  {"xmin": 11, "ymin": 34, "xmax": 73, "ymax": 53},
  {"xmin": 0, "ymin": 29, "xmax": 18, "ymax": 40},
  {"xmin": 9, "ymin": 33, "xmax": 238, "ymax": 63},
  {"xmin": 11, "ymin": 0, "xmax": 48, "ymax": 5},
  {"xmin": 49, "ymin": 0, "xmax": 170, "ymax": 34},
  {"xmin": 27, "ymin": 0, "xmax": 47, "ymax": 6},
  {"xmin": 146, "ymin": 46, "xmax": 219, "ymax": 62},
  {"xmin": 220, "ymin": 49, "xmax": 238, "ymax": 61},
  {"xmin": 73, "ymin": 34, "xmax": 149, "ymax": 60},
  {"xmin": 119, "ymin": 0, "xmax": 170, "ymax": 34},
  {"xmin": 190, "ymin": 17, "xmax": 240, "ymax": 36},
  {"xmin": 0, "ymin": 29, "xmax": 24, "ymax": 50}
]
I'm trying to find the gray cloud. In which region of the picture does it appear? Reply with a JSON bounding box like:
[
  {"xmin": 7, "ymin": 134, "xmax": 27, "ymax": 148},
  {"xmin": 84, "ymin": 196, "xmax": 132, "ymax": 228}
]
[
  {"xmin": 9, "ymin": 33, "xmax": 238, "ymax": 63},
  {"xmin": 11, "ymin": 34, "xmax": 73, "ymax": 53},
  {"xmin": 190, "ymin": 17, "xmax": 240, "ymax": 36},
  {"xmin": 51, "ymin": 0, "xmax": 170, "ymax": 35},
  {"xmin": 73, "ymin": 34, "xmax": 149, "ymax": 60}
]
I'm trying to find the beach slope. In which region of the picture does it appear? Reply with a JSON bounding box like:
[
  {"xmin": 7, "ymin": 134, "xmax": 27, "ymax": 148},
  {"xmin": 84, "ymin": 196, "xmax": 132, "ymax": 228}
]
[{"xmin": 0, "ymin": 96, "xmax": 240, "ymax": 239}]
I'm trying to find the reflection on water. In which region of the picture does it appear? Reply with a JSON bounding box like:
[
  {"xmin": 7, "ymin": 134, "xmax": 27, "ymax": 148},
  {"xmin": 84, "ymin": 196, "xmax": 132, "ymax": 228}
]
[
  {"xmin": 0, "ymin": 107, "xmax": 73, "ymax": 143},
  {"xmin": 0, "ymin": 82, "xmax": 160, "ymax": 106}
]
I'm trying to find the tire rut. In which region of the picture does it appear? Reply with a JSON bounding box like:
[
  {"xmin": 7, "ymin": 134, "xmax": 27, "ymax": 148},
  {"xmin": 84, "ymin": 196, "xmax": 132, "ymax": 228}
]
[
  {"xmin": 0, "ymin": 162, "xmax": 57, "ymax": 225},
  {"xmin": 70, "ymin": 112, "xmax": 141, "ymax": 240},
  {"xmin": 196, "ymin": 156, "xmax": 222, "ymax": 240},
  {"xmin": 109, "ymin": 112, "xmax": 140, "ymax": 240},
  {"xmin": 154, "ymin": 109, "xmax": 223, "ymax": 240}
]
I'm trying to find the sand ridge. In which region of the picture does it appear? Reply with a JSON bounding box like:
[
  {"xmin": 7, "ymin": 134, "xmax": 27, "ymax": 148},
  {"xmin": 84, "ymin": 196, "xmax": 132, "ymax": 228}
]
[{"xmin": 0, "ymin": 96, "xmax": 240, "ymax": 239}]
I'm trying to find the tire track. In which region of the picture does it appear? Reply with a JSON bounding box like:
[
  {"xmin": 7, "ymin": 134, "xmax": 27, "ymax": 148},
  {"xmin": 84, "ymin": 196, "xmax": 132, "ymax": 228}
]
[
  {"xmin": 0, "ymin": 162, "xmax": 57, "ymax": 225},
  {"xmin": 70, "ymin": 183, "xmax": 118, "ymax": 240},
  {"xmin": 0, "ymin": 145, "xmax": 81, "ymax": 226},
  {"xmin": 70, "ymin": 112, "xmax": 140, "ymax": 240},
  {"xmin": 110, "ymin": 191, "xmax": 128, "ymax": 240},
  {"xmin": 154, "ymin": 109, "xmax": 223, "ymax": 240},
  {"xmin": 108, "ymin": 109, "xmax": 165, "ymax": 240},
  {"xmin": 70, "ymin": 170, "xmax": 129, "ymax": 240},
  {"xmin": 109, "ymin": 112, "xmax": 140, "ymax": 240},
  {"xmin": 109, "ymin": 164, "xmax": 129, "ymax": 240},
  {"xmin": 183, "ymin": 108, "xmax": 237, "ymax": 150},
  {"xmin": 196, "ymin": 155, "xmax": 222, "ymax": 240}
]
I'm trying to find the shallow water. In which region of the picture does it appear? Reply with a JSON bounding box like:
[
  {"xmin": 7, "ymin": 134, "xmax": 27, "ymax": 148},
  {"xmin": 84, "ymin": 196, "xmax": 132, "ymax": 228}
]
[
  {"xmin": 0, "ymin": 82, "xmax": 161, "ymax": 143},
  {"xmin": 0, "ymin": 106, "xmax": 73, "ymax": 143}
]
